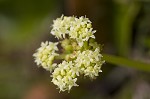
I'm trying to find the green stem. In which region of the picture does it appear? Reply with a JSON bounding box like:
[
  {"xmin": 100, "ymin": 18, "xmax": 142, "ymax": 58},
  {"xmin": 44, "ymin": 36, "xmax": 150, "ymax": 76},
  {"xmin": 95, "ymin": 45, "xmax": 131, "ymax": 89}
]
[
  {"xmin": 55, "ymin": 54, "xmax": 66, "ymax": 60},
  {"xmin": 103, "ymin": 54, "xmax": 150, "ymax": 72}
]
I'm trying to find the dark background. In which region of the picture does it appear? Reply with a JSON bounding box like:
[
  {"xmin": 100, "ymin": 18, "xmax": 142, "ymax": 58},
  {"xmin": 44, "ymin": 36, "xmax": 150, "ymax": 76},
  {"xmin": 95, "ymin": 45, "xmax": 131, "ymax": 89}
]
[{"xmin": 0, "ymin": 0, "xmax": 150, "ymax": 99}]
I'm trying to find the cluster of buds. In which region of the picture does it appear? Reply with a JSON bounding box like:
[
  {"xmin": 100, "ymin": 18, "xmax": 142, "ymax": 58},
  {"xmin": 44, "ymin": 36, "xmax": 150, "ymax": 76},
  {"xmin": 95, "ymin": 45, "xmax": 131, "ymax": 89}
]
[{"xmin": 33, "ymin": 15, "xmax": 105, "ymax": 92}]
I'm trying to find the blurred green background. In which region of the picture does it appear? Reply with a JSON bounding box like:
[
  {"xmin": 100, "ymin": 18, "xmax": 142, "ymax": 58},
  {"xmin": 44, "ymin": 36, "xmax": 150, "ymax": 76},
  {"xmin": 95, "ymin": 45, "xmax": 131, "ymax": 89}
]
[{"xmin": 0, "ymin": 0, "xmax": 150, "ymax": 99}]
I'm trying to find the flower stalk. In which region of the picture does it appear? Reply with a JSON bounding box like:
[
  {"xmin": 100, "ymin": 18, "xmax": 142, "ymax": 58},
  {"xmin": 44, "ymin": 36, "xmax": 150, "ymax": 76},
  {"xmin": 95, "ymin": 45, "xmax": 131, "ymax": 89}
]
[{"xmin": 103, "ymin": 54, "xmax": 150, "ymax": 72}]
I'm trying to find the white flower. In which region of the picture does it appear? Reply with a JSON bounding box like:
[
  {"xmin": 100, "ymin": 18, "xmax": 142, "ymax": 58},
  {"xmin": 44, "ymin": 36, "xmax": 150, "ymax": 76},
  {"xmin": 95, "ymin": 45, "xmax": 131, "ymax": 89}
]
[
  {"xmin": 51, "ymin": 15, "xmax": 74, "ymax": 39},
  {"xmin": 51, "ymin": 15, "xmax": 96, "ymax": 47},
  {"xmin": 33, "ymin": 41, "xmax": 59, "ymax": 72},
  {"xmin": 51, "ymin": 61, "xmax": 79, "ymax": 92},
  {"xmin": 75, "ymin": 48, "xmax": 104, "ymax": 79},
  {"xmin": 33, "ymin": 15, "xmax": 105, "ymax": 92}
]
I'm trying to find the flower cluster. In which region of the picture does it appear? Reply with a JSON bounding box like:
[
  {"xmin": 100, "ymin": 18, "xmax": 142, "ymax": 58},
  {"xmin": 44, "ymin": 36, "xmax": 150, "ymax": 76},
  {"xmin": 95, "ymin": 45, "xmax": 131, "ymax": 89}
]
[
  {"xmin": 75, "ymin": 48, "xmax": 103, "ymax": 79},
  {"xmin": 33, "ymin": 41, "xmax": 58, "ymax": 72},
  {"xmin": 33, "ymin": 15, "xmax": 104, "ymax": 92},
  {"xmin": 51, "ymin": 15, "xmax": 96, "ymax": 47},
  {"xmin": 51, "ymin": 61, "xmax": 79, "ymax": 91}
]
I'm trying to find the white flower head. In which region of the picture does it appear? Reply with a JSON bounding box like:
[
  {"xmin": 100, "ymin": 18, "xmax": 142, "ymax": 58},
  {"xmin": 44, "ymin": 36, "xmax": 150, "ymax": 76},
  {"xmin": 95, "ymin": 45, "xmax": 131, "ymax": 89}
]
[
  {"xmin": 75, "ymin": 48, "xmax": 104, "ymax": 79},
  {"xmin": 51, "ymin": 15, "xmax": 96, "ymax": 47},
  {"xmin": 33, "ymin": 41, "xmax": 59, "ymax": 72},
  {"xmin": 51, "ymin": 61, "xmax": 79, "ymax": 92},
  {"xmin": 33, "ymin": 15, "xmax": 105, "ymax": 92}
]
